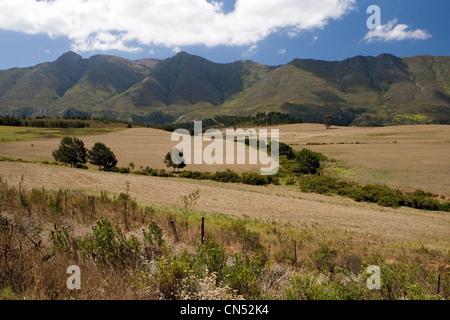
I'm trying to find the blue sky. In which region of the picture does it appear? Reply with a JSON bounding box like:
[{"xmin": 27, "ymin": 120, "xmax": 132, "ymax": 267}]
[{"xmin": 0, "ymin": 0, "xmax": 448, "ymax": 70}]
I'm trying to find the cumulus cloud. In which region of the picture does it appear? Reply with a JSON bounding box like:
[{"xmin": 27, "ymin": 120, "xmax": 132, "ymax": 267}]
[
  {"xmin": 363, "ymin": 19, "xmax": 432, "ymax": 42},
  {"xmin": 278, "ymin": 48, "xmax": 286, "ymax": 55},
  {"xmin": 0, "ymin": 0, "xmax": 356, "ymax": 52}
]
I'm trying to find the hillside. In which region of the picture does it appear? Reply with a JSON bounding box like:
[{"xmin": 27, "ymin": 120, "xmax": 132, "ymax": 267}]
[{"xmin": 0, "ymin": 52, "xmax": 449, "ymax": 126}]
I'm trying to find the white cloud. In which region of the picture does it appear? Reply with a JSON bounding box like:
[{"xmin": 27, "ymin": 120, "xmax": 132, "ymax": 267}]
[
  {"xmin": 243, "ymin": 45, "xmax": 258, "ymax": 58},
  {"xmin": 363, "ymin": 19, "xmax": 432, "ymax": 43},
  {"xmin": 0, "ymin": 0, "xmax": 356, "ymax": 52},
  {"xmin": 278, "ymin": 48, "xmax": 286, "ymax": 55},
  {"xmin": 172, "ymin": 46, "xmax": 182, "ymax": 53}
]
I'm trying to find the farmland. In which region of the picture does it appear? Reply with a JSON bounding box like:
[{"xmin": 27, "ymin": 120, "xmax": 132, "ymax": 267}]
[
  {"xmin": 1, "ymin": 123, "xmax": 449, "ymax": 196},
  {"xmin": 0, "ymin": 122, "xmax": 449, "ymax": 300}
]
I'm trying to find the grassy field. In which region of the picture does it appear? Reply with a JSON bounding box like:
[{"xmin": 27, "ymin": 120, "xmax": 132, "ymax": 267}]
[{"xmin": 0, "ymin": 122, "xmax": 128, "ymax": 144}]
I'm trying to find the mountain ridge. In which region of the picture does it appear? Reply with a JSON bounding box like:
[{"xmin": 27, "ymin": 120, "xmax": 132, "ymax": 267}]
[{"xmin": 0, "ymin": 51, "xmax": 449, "ymax": 126}]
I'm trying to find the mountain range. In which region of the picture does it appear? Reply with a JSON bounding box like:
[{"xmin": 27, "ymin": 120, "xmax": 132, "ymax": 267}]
[{"xmin": 0, "ymin": 51, "xmax": 449, "ymax": 126}]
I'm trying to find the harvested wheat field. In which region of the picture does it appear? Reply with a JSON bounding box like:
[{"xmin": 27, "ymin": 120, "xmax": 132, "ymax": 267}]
[
  {"xmin": 275, "ymin": 124, "xmax": 450, "ymax": 197},
  {"xmin": 0, "ymin": 127, "xmax": 262, "ymax": 173},
  {"xmin": 0, "ymin": 161, "xmax": 448, "ymax": 246}
]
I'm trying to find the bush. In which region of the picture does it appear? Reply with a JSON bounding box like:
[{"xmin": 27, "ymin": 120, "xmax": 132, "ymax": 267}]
[
  {"xmin": 241, "ymin": 172, "xmax": 269, "ymax": 186},
  {"xmin": 299, "ymin": 175, "xmax": 342, "ymax": 194},
  {"xmin": 212, "ymin": 169, "xmax": 241, "ymax": 183},
  {"xmin": 78, "ymin": 219, "xmax": 140, "ymax": 271},
  {"xmin": 309, "ymin": 244, "xmax": 338, "ymax": 274},
  {"xmin": 143, "ymin": 221, "xmax": 166, "ymax": 259},
  {"xmin": 156, "ymin": 250, "xmax": 193, "ymax": 300},
  {"xmin": 357, "ymin": 185, "xmax": 404, "ymax": 208},
  {"xmin": 195, "ymin": 240, "xmax": 227, "ymax": 280},
  {"xmin": 285, "ymin": 273, "xmax": 335, "ymax": 300},
  {"xmin": 223, "ymin": 253, "xmax": 263, "ymax": 299},
  {"xmin": 179, "ymin": 171, "xmax": 210, "ymax": 180},
  {"xmin": 285, "ymin": 178, "xmax": 296, "ymax": 186},
  {"xmin": 294, "ymin": 149, "xmax": 322, "ymax": 174},
  {"xmin": 404, "ymin": 190, "xmax": 443, "ymax": 211},
  {"xmin": 299, "ymin": 175, "xmax": 450, "ymax": 212},
  {"xmin": 108, "ymin": 167, "xmax": 131, "ymax": 174}
]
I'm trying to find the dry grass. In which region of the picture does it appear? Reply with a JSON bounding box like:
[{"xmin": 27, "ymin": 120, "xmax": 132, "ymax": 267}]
[
  {"xmin": 274, "ymin": 124, "xmax": 450, "ymax": 197},
  {"xmin": 0, "ymin": 161, "xmax": 448, "ymax": 248},
  {"xmin": 0, "ymin": 127, "xmax": 261, "ymax": 173}
]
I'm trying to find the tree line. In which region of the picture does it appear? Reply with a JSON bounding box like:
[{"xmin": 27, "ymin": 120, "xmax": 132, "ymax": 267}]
[
  {"xmin": 0, "ymin": 116, "xmax": 88, "ymax": 128},
  {"xmin": 157, "ymin": 112, "xmax": 302, "ymax": 133}
]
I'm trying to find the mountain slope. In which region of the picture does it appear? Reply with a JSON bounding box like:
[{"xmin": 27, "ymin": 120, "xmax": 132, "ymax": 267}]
[{"xmin": 0, "ymin": 51, "xmax": 449, "ymax": 126}]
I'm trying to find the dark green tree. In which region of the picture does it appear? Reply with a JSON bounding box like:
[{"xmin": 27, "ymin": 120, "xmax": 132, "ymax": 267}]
[
  {"xmin": 164, "ymin": 148, "xmax": 186, "ymax": 173},
  {"xmin": 295, "ymin": 149, "xmax": 321, "ymax": 174},
  {"xmin": 322, "ymin": 115, "xmax": 334, "ymax": 129},
  {"xmin": 87, "ymin": 142, "xmax": 118, "ymax": 171},
  {"xmin": 52, "ymin": 137, "xmax": 87, "ymax": 167}
]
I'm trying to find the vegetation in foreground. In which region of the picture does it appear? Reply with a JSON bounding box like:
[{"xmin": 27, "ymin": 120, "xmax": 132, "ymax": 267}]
[{"xmin": 0, "ymin": 177, "xmax": 448, "ymax": 300}]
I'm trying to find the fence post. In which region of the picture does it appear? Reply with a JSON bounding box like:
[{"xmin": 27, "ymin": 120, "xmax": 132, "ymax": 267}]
[
  {"xmin": 169, "ymin": 219, "xmax": 179, "ymax": 242},
  {"xmin": 18, "ymin": 181, "xmax": 22, "ymax": 202},
  {"xmin": 437, "ymin": 274, "xmax": 441, "ymax": 295},
  {"xmin": 124, "ymin": 201, "xmax": 128, "ymax": 231},
  {"xmin": 65, "ymin": 190, "xmax": 68, "ymax": 215},
  {"xmin": 294, "ymin": 240, "xmax": 297, "ymax": 268},
  {"xmin": 91, "ymin": 196, "xmax": 95, "ymax": 217},
  {"xmin": 201, "ymin": 217, "xmax": 205, "ymax": 244}
]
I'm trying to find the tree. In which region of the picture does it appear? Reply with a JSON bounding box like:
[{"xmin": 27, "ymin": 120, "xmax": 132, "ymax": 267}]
[
  {"xmin": 52, "ymin": 137, "xmax": 87, "ymax": 167},
  {"xmin": 322, "ymin": 115, "xmax": 334, "ymax": 129},
  {"xmin": 87, "ymin": 142, "xmax": 118, "ymax": 171},
  {"xmin": 295, "ymin": 149, "xmax": 321, "ymax": 174},
  {"xmin": 164, "ymin": 148, "xmax": 186, "ymax": 173}
]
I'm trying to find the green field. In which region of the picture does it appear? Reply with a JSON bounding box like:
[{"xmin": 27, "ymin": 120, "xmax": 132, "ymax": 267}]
[{"xmin": 0, "ymin": 125, "xmax": 125, "ymax": 144}]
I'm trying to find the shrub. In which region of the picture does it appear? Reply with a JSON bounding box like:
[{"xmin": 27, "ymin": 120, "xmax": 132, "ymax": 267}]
[
  {"xmin": 179, "ymin": 171, "xmax": 211, "ymax": 180},
  {"xmin": 285, "ymin": 273, "xmax": 335, "ymax": 300},
  {"xmin": 108, "ymin": 167, "xmax": 131, "ymax": 174},
  {"xmin": 309, "ymin": 244, "xmax": 338, "ymax": 274},
  {"xmin": 142, "ymin": 221, "xmax": 166, "ymax": 259},
  {"xmin": 294, "ymin": 149, "xmax": 322, "ymax": 174},
  {"xmin": 195, "ymin": 240, "xmax": 227, "ymax": 280},
  {"xmin": 157, "ymin": 169, "xmax": 170, "ymax": 177},
  {"xmin": 212, "ymin": 169, "xmax": 241, "ymax": 183},
  {"xmin": 285, "ymin": 178, "xmax": 296, "ymax": 186},
  {"xmin": 156, "ymin": 250, "xmax": 193, "ymax": 300},
  {"xmin": 78, "ymin": 219, "xmax": 140, "ymax": 271},
  {"xmin": 223, "ymin": 253, "xmax": 263, "ymax": 299},
  {"xmin": 271, "ymin": 142, "xmax": 296, "ymax": 160},
  {"xmin": 299, "ymin": 175, "xmax": 341, "ymax": 194},
  {"xmin": 241, "ymin": 172, "xmax": 269, "ymax": 186},
  {"xmin": 357, "ymin": 185, "xmax": 404, "ymax": 208},
  {"xmin": 404, "ymin": 190, "xmax": 443, "ymax": 211}
]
